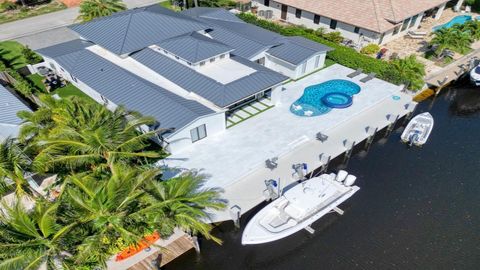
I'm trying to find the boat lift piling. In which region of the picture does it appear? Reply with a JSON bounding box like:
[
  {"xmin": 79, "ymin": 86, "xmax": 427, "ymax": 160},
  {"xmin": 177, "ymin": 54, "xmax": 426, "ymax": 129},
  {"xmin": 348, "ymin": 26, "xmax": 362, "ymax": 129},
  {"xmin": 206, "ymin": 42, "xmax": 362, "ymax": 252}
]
[
  {"xmin": 364, "ymin": 126, "xmax": 378, "ymax": 152},
  {"xmin": 384, "ymin": 114, "xmax": 399, "ymax": 138},
  {"xmin": 404, "ymin": 102, "xmax": 417, "ymax": 123},
  {"xmin": 317, "ymin": 153, "xmax": 331, "ymax": 175},
  {"xmin": 342, "ymin": 140, "xmax": 356, "ymax": 165},
  {"xmin": 229, "ymin": 205, "xmax": 242, "ymax": 229}
]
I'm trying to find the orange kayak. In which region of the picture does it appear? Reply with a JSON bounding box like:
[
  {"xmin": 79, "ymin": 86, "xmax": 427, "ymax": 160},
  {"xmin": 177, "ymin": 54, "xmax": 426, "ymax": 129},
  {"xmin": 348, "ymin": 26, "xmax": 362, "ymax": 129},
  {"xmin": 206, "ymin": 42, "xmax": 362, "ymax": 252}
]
[{"xmin": 115, "ymin": 231, "xmax": 160, "ymax": 261}]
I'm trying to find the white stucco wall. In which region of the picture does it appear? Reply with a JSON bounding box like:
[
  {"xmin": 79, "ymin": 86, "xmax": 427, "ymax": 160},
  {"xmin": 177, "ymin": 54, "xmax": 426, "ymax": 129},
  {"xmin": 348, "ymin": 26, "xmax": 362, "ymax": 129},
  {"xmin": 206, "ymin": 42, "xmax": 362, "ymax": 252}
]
[
  {"xmin": 165, "ymin": 112, "xmax": 226, "ymax": 154},
  {"xmin": 265, "ymin": 51, "xmax": 326, "ymax": 79},
  {"xmin": 0, "ymin": 123, "xmax": 21, "ymax": 139},
  {"xmin": 253, "ymin": 0, "xmax": 444, "ymax": 46}
]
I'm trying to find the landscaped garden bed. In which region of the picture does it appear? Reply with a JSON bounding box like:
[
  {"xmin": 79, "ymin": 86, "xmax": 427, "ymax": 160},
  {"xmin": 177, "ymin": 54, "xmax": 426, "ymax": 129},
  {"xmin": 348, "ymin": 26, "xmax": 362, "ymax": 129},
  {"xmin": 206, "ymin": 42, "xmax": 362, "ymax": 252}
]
[{"xmin": 0, "ymin": 0, "xmax": 66, "ymax": 24}]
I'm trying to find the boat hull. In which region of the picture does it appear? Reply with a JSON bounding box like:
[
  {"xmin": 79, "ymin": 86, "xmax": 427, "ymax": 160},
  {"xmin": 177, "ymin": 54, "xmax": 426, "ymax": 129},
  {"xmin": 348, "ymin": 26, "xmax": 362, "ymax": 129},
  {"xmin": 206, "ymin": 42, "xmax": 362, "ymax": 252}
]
[
  {"xmin": 241, "ymin": 174, "xmax": 360, "ymax": 245},
  {"xmin": 401, "ymin": 112, "xmax": 434, "ymax": 146}
]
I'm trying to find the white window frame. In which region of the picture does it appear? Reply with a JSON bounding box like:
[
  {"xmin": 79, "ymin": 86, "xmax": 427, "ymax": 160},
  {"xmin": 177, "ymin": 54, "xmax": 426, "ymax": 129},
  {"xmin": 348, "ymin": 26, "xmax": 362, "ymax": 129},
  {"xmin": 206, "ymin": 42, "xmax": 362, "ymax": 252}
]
[{"xmin": 190, "ymin": 124, "xmax": 207, "ymax": 143}]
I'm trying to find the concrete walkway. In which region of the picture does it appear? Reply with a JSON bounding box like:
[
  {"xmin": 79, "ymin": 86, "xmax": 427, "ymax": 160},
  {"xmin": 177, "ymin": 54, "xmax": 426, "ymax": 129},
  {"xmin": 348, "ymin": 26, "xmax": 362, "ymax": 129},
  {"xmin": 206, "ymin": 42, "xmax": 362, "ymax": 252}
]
[{"xmin": 0, "ymin": 0, "xmax": 162, "ymax": 41}]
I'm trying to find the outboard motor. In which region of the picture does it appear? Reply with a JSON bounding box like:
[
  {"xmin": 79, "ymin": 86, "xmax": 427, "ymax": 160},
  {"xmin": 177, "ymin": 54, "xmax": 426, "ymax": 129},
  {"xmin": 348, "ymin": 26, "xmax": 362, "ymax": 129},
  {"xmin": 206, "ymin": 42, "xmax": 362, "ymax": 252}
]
[
  {"xmin": 336, "ymin": 170, "xmax": 348, "ymax": 182},
  {"xmin": 344, "ymin": 175, "xmax": 357, "ymax": 186},
  {"xmin": 408, "ymin": 132, "xmax": 419, "ymax": 147}
]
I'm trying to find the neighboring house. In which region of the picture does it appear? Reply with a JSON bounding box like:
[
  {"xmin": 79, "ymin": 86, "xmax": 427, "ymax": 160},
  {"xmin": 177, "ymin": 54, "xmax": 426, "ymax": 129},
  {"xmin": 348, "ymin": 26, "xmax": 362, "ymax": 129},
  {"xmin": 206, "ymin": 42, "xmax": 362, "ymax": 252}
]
[
  {"xmin": 252, "ymin": 0, "xmax": 451, "ymax": 46},
  {"xmin": 36, "ymin": 5, "xmax": 331, "ymax": 154},
  {"xmin": 0, "ymin": 84, "xmax": 31, "ymax": 140}
]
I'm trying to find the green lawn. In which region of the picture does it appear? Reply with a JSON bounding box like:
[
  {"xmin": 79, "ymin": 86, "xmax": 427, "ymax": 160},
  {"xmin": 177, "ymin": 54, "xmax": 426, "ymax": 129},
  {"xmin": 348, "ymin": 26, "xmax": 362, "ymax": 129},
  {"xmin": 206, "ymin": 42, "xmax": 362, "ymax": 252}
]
[
  {"xmin": 159, "ymin": 1, "xmax": 181, "ymax": 11},
  {"xmin": 0, "ymin": 40, "xmax": 29, "ymax": 69},
  {"xmin": 26, "ymin": 73, "xmax": 94, "ymax": 102},
  {"xmin": 0, "ymin": 1, "xmax": 66, "ymax": 25}
]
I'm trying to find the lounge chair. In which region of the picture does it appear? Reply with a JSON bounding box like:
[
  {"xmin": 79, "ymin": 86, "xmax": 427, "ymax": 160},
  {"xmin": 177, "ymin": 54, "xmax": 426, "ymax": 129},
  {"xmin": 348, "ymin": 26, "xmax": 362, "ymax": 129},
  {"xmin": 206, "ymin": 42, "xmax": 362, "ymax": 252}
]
[
  {"xmin": 408, "ymin": 30, "xmax": 427, "ymax": 36},
  {"xmin": 407, "ymin": 32, "xmax": 425, "ymax": 39},
  {"xmin": 347, "ymin": 68, "xmax": 363, "ymax": 78},
  {"xmin": 360, "ymin": 72, "xmax": 376, "ymax": 83}
]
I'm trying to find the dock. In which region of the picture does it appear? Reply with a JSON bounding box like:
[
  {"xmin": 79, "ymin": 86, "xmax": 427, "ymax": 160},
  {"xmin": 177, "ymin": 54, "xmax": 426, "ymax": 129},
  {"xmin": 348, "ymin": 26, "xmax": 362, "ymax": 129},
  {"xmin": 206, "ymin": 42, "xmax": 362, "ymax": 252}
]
[
  {"xmin": 213, "ymin": 95, "xmax": 416, "ymax": 223},
  {"xmin": 106, "ymin": 229, "xmax": 196, "ymax": 270},
  {"xmin": 424, "ymin": 47, "xmax": 480, "ymax": 92},
  {"xmin": 163, "ymin": 64, "xmax": 417, "ymax": 224}
]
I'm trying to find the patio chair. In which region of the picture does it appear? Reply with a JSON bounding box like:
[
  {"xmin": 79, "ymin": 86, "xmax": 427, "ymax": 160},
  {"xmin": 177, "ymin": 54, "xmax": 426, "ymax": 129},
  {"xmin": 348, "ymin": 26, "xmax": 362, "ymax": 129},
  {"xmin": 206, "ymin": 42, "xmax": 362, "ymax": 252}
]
[
  {"xmin": 360, "ymin": 72, "xmax": 376, "ymax": 83},
  {"xmin": 347, "ymin": 68, "xmax": 363, "ymax": 78},
  {"xmin": 408, "ymin": 30, "xmax": 427, "ymax": 36},
  {"xmin": 407, "ymin": 32, "xmax": 425, "ymax": 39},
  {"xmin": 316, "ymin": 132, "xmax": 328, "ymax": 142}
]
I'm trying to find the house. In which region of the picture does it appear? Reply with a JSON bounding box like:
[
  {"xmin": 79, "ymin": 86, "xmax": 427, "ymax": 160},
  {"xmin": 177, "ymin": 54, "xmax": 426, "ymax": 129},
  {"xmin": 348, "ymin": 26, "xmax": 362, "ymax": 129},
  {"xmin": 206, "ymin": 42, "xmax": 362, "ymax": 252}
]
[
  {"xmin": 252, "ymin": 0, "xmax": 451, "ymax": 46},
  {"xmin": 36, "ymin": 5, "xmax": 331, "ymax": 154},
  {"xmin": 0, "ymin": 84, "xmax": 31, "ymax": 140}
]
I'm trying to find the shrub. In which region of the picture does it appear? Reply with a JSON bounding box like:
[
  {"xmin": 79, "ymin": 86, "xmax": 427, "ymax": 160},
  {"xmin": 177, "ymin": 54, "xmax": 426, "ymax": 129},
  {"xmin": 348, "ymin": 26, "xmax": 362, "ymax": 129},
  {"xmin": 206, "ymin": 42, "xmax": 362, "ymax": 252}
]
[
  {"xmin": 237, "ymin": 13, "xmax": 425, "ymax": 90},
  {"xmin": 323, "ymin": 31, "xmax": 343, "ymax": 43},
  {"xmin": 0, "ymin": 1, "xmax": 17, "ymax": 11},
  {"xmin": 21, "ymin": 45, "xmax": 43, "ymax": 64},
  {"xmin": 360, "ymin": 44, "xmax": 381, "ymax": 55}
]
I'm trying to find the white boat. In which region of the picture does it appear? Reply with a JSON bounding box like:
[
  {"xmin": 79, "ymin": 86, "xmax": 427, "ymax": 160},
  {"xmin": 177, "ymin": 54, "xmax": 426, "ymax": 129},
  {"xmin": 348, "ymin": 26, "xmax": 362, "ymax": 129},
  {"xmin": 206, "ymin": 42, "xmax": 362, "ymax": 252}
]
[
  {"xmin": 470, "ymin": 65, "xmax": 480, "ymax": 86},
  {"xmin": 241, "ymin": 171, "xmax": 360, "ymax": 245},
  {"xmin": 401, "ymin": 112, "xmax": 434, "ymax": 146}
]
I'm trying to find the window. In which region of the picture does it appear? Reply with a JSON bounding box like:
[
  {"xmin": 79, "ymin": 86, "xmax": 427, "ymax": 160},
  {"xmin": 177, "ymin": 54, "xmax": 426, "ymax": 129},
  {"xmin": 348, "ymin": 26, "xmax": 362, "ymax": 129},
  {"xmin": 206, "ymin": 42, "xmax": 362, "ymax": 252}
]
[
  {"xmin": 70, "ymin": 74, "xmax": 77, "ymax": 83},
  {"xmin": 401, "ymin": 18, "xmax": 411, "ymax": 31},
  {"xmin": 175, "ymin": 56, "xmax": 179, "ymax": 60},
  {"xmin": 187, "ymin": 62, "xmax": 192, "ymax": 66},
  {"xmin": 329, "ymin": 19, "xmax": 337, "ymax": 30},
  {"xmin": 354, "ymin": 27, "xmax": 360, "ymax": 34},
  {"xmin": 210, "ymin": 58, "xmax": 215, "ymax": 63},
  {"xmin": 163, "ymin": 50, "xmax": 168, "ymax": 54},
  {"xmin": 314, "ymin": 55, "xmax": 320, "ymax": 68},
  {"xmin": 190, "ymin": 124, "xmax": 207, "ymax": 142},
  {"xmin": 392, "ymin": 25, "xmax": 400, "ymax": 35},
  {"xmin": 313, "ymin": 14, "xmax": 320, "ymax": 24},
  {"xmin": 264, "ymin": 0, "xmax": 269, "ymax": 7},
  {"xmin": 409, "ymin": 15, "xmax": 419, "ymax": 28},
  {"xmin": 200, "ymin": 61, "xmax": 206, "ymax": 66},
  {"xmin": 49, "ymin": 63, "xmax": 56, "ymax": 70},
  {"xmin": 295, "ymin": 9, "xmax": 302, "ymax": 19},
  {"xmin": 220, "ymin": 54, "xmax": 226, "ymax": 59},
  {"xmin": 301, "ymin": 62, "xmax": 307, "ymax": 74}
]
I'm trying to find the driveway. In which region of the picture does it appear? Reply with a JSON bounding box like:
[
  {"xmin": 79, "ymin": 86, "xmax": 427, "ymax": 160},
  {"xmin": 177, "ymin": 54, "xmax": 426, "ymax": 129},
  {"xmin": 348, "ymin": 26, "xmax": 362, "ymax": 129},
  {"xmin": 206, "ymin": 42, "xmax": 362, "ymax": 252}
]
[{"xmin": 0, "ymin": 0, "xmax": 163, "ymax": 42}]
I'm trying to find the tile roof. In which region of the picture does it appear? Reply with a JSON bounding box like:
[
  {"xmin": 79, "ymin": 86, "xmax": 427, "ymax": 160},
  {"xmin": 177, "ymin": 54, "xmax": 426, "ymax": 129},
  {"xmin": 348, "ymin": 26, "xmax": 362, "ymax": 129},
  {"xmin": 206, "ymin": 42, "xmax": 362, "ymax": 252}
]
[
  {"xmin": 0, "ymin": 84, "xmax": 31, "ymax": 125},
  {"xmin": 69, "ymin": 5, "xmax": 209, "ymax": 55},
  {"xmin": 132, "ymin": 48, "xmax": 288, "ymax": 107},
  {"xmin": 156, "ymin": 32, "xmax": 233, "ymax": 63},
  {"xmin": 51, "ymin": 49, "xmax": 214, "ymax": 130},
  {"xmin": 272, "ymin": 0, "xmax": 449, "ymax": 33}
]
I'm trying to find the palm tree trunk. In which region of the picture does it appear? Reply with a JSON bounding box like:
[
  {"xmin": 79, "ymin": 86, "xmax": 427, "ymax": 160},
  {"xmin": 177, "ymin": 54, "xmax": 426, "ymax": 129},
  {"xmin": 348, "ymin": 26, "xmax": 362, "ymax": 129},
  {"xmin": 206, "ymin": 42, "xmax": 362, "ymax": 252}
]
[{"xmin": 194, "ymin": 0, "xmax": 198, "ymax": 7}]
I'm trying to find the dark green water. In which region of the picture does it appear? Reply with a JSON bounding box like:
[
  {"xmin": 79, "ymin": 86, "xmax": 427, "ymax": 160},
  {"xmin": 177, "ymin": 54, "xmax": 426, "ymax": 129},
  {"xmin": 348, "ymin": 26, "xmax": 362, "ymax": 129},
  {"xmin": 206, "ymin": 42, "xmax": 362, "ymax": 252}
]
[{"xmin": 167, "ymin": 81, "xmax": 480, "ymax": 270}]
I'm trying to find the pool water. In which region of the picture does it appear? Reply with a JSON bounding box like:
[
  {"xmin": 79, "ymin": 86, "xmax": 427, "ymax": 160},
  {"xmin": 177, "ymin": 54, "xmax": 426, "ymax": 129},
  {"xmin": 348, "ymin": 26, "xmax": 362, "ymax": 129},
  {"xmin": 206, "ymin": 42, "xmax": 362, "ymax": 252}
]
[
  {"xmin": 433, "ymin": 15, "xmax": 474, "ymax": 31},
  {"xmin": 290, "ymin": 79, "xmax": 361, "ymax": 117}
]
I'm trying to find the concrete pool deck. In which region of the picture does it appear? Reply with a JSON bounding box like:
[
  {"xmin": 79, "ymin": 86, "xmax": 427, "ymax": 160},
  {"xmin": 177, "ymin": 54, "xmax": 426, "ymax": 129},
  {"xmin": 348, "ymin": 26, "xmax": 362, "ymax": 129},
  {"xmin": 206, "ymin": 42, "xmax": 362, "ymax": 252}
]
[{"xmin": 163, "ymin": 64, "xmax": 415, "ymax": 222}]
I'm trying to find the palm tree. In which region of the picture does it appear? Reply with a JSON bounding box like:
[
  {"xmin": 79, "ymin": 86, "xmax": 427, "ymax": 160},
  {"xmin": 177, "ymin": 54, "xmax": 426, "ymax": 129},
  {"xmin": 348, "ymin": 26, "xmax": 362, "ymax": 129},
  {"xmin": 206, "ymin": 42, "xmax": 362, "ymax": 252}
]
[
  {"xmin": 140, "ymin": 170, "xmax": 225, "ymax": 244},
  {"xmin": 0, "ymin": 201, "xmax": 78, "ymax": 270},
  {"xmin": 0, "ymin": 138, "xmax": 36, "ymax": 197},
  {"xmin": 430, "ymin": 27, "xmax": 473, "ymax": 55},
  {"xmin": 388, "ymin": 55, "xmax": 426, "ymax": 91},
  {"xmin": 60, "ymin": 165, "xmax": 225, "ymax": 266},
  {"xmin": 77, "ymin": 0, "xmax": 127, "ymax": 22},
  {"xmin": 19, "ymin": 97, "xmax": 163, "ymax": 174}
]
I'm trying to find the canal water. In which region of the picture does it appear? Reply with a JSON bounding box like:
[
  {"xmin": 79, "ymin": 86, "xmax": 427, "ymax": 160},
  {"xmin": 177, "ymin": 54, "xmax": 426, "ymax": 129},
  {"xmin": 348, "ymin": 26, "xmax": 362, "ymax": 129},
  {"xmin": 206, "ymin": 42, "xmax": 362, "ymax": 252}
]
[{"xmin": 167, "ymin": 80, "xmax": 480, "ymax": 270}]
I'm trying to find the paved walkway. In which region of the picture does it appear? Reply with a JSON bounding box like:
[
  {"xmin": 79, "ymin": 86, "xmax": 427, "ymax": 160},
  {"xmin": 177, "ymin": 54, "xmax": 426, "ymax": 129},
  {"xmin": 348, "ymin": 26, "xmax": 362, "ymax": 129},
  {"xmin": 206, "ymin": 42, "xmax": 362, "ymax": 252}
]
[{"xmin": 0, "ymin": 0, "xmax": 162, "ymax": 41}]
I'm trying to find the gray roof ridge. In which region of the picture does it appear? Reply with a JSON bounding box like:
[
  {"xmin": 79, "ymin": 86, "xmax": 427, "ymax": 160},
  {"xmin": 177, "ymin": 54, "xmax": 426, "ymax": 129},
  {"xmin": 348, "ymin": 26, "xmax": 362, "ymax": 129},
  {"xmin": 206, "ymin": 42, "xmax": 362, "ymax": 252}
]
[{"xmin": 119, "ymin": 12, "xmax": 136, "ymax": 55}]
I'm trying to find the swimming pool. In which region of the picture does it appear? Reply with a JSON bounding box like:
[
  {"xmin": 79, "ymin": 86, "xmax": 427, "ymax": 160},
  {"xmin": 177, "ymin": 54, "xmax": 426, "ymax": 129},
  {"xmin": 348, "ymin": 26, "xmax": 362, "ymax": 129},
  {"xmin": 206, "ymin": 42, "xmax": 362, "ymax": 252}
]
[
  {"xmin": 433, "ymin": 15, "xmax": 478, "ymax": 31},
  {"xmin": 290, "ymin": 79, "xmax": 361, "ymax": 117}
]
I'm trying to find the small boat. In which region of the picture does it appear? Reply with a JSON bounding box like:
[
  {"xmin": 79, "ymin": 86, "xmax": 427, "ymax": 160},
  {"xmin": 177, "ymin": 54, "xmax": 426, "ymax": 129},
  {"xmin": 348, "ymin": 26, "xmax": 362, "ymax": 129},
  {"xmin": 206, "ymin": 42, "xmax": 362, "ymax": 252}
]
[
  {"xmin": 401, "ymin": 112, "xmax": 434, "ymax": 146},
  {"xmin": 470, "ymin": 65, "xmax": 480, "ymax": 86},
  {"xmin": 241, "ymin": 171, "xmax": 360, "ymax": 245}
]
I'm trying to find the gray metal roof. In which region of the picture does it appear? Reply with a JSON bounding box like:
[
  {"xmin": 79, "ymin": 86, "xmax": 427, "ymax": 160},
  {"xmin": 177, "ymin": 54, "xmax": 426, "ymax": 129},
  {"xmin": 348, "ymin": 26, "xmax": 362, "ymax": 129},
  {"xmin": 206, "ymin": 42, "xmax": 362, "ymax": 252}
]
[
  {"xmin": 267, "ymin": 37, "xmax": 333, "ymax": 65},
  {"xmin": 182, "ymin": 7, "xmax": 245, "ymax": 23},
  {"xmin": 52, "ymin": 49, "xmax": 214, "ymax": 130},
  {"xmin": 157, "ymin": 32, "xmax": 232, "ymax": 63},
  {"xmin": 132, "ymin": 48, "xmax": 288, "ymax": 107},
  {"xmin": 36, "ymin": 39, "xmax": 93, "ymax": 58},
  {"xmin": 69, "ymin": 5, "xmax": 209, "ymax": 55},
  {"xmin": 182, "ymin": 8, "xmax": 332, "ymax": 60},
  {"xmin": 0, "ymin": 84, "xmax": 31, "ymax": 125}
]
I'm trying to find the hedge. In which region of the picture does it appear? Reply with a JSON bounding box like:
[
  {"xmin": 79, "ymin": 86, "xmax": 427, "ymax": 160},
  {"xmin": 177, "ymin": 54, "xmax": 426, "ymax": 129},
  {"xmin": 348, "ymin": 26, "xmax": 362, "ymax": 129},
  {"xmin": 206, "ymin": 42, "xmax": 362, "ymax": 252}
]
[{"xmin": 238, "ymin": 13, "xmax": 405, "ymax": 87}]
